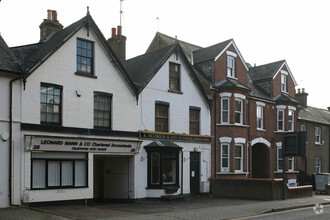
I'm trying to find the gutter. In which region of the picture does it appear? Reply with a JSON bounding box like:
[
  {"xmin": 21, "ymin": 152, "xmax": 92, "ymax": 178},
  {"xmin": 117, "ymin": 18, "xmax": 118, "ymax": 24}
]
[{"xmin": 9, "ymin": 76, "xmax": 21, "ymax": 206}]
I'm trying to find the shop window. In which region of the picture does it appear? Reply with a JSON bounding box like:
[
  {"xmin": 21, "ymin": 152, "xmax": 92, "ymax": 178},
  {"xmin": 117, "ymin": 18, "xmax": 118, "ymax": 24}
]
[
  {"xmin": 189, "ymin": 107, "xmax": 200, "ymax": 135},
  {"xmin": 94, "ymin": 92, "xmax": 112, "ymax": 129},
  {"xmin": 31, "ymin": 152, "xmax": 87, "ymax": 189},
  {"xmin": 40, "ymin": 83, "xmax": 62, "ymax": 125},
  {"xmin": 169, "ymin": 62, "xmax": 181, "ymax": 92},
  {"xmin": 76, "ymin": 39, "xmax": 94, "ymax": 76},
  {"xmin": 145, "ymin": 142, "xmax": 181, "ymax": 189},
  {"xmin": 155, "ymin": 102, "xmax": 169, "ymax": 132}
]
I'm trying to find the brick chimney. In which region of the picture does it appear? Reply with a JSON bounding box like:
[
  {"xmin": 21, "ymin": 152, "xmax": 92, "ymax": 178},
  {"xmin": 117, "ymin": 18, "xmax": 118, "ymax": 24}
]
[
  {"xmin": 39, "ymin": 10, "xmax": 63, "ymax": 42},
  {"xmin": 107, "ymin": 26, "xmax": 126, "ymax": 67},
  {"xmin": 295, "ymin": 88, "xmax": 308, "ymax": 108}
]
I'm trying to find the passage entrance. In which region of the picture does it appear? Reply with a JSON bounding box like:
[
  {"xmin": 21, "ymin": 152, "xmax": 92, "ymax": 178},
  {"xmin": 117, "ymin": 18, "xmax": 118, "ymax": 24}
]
[
  {"xmin": 190, "ymin": 152, "xmax": 200, "ymax": 194},
  {"xmin": 251, "ymin": 144, "xmax": 269, "ymax": 178},
  {"xmin": 94, "ymin": 156, "xmax": 130, "ymax": 200}
]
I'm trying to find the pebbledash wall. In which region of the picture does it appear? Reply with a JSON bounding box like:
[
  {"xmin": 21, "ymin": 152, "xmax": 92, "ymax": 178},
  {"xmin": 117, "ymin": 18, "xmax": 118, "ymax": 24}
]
[
  {"xmin": 20, "ymin": 26, "xmax": 140, "ymax": 204},
  {"xmin": 134, "ymin": 53, "xmax": 211, "ymax": 198}
]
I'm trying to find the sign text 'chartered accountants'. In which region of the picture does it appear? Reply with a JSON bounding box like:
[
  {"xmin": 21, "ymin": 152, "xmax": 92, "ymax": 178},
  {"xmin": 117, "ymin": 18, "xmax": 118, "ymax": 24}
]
[{"xmin": 25, "ymin": 136, "xmax": 141, "ymax": 154}]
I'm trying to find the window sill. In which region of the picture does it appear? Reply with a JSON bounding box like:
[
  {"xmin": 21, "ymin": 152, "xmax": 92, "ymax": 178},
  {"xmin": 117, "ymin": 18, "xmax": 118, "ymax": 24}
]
[
  {"xmin": 274, "ymin": 170, "xmax": 299, "ymax": 174},
  {"xmin": 315, "ymin": 142, "xmax": 322, "ymax": 146},
  {"xmin": 216, "ymin": 172, "xmax": 248, "ymax": 175},
  {"xmin": 75, "ymin": 71, "xmax": 97, "ymax": 79},
  {"xmin": 257, "ymin": 128, "xmax": 266, "ymax": 132},
  {"xmin": 168, "ymin": 89, "xmax": 183, "ymax": 94},
  {"xmin": 227, "ymin": 76, "xmax": 238, "ymax": 80},
  {"xmin": 146, "ymin": 185, "xmax": 180, "ymax": 190},
  {"xmin": 216, "ymin": 123, "xmax": 249, "ymax": 128}
]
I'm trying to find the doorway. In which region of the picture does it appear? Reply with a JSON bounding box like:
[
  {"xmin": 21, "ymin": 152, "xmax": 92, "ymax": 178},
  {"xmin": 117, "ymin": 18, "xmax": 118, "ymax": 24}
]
[
  {"xmin": 251, "ymin": 144, "xmax": 269, "ymax": 178},
  {"xmin": 190, "ymin": 152, "xmax": 200, "ymax": 195},
  {"xmin": 94, "ymin": 156, "xmax": 130, "ymax": 201}
]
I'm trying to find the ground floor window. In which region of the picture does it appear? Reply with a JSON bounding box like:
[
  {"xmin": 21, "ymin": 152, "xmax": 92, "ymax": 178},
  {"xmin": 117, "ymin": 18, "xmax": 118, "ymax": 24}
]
[
  {"xmin": 235, "ymin": 144, "xmax": 243, "ymax": 172},
  {"xmin": 145, "ymin": 142, "xmax": 181, "ymax": 189},
  {"xmin": 315, "ymin": 158, "xmax": 321, "ymax": 173},
  {"xmin": 31, "ymin": 152, "xmax": 88, "ymax": 189}
]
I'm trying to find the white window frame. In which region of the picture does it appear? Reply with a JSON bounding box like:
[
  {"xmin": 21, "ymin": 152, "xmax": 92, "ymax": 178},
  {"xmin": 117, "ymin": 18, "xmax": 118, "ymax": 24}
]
[
  {"xmin": 315, "ymin": 127, "xmax": 322, "ymax": 144},
  {"xmin": 221, "ymin": 143, "xmax": 230, "ymax": 172},
  {"xmin": 288, "ymin": 109, "xmax": 294, "ymax": 131},
  {"xmin": 277, "ymin": 146, "xmax": 283, "ymax": 172},
  {"xmin": 281, "ymin": 73, "xmax": 287, "ymax": 93},
  {"xmin": 234, "ymin": 144, "xmax": 243, "ymax": 173},
  {"xmin": 288, "ymin": 156, "xmax": 294, "ymax": 172},
  {"xmin": 300, "ymin": 124, "xmax": 306, "ymax": 132},
  {"xmin": 256, "ymin": 104, "xmax": 264, "ymax": 130},
  {"xmin": 315, "ymin": 158, "xmax": 321, "ymax": 173},
  {"xmin": 277, "ymin": 109, "xmax": 285, "ymax": 131},
  {"xmin": 227, "ymin": 56, "xmax": 235, "ymax": 78},
  {"xmin": 235, "ymin": 99, "xmax": 243, "ymax": 125},
  {"xmin": 221, "ymin": 97, "xmax": 230, "ymax": 124}
]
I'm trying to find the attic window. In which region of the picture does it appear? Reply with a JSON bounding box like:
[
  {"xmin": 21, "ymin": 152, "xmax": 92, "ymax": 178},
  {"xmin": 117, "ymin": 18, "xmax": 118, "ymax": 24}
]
[
  {"xmin": 169, "ymin": 62, "xmax": 181, "ymax": 92},
  {"xmin": 76, "ymin": 39, "xmax": 94, "ymax": 76},
  {"xmin": 227, "ymin": 56, "xmax": 235, "ymax": 78},
  {"xmin": 281, "ymin": 73, "xmax": 287, "ymax": 93}
]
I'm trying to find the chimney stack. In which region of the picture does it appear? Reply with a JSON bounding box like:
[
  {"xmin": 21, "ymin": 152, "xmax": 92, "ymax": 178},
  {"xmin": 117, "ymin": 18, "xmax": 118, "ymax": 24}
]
[
  {"xmin": 108, "ymin": 26, "xmax": 126, "ymax": 67},
  {"xmin": 295, "ymin": 88, "xmax": 308, "ymax": 108},
  {"xmin": 39, "ymin": 10, "xmax": 63, "ymax": 42}
]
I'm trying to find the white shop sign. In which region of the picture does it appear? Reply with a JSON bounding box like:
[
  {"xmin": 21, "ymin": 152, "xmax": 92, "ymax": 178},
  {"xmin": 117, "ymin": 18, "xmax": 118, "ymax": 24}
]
[{"xmin": 25, "ymin": 136, "xmax": 141, "ymax": 154}]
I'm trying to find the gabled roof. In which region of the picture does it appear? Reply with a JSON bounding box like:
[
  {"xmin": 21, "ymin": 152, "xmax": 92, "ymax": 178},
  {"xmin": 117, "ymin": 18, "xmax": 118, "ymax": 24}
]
[
  {"xmin": 146, "ymin": 32, "xmax": 202, "ymax": 63},
  {"xmin": 192, "ymin": 39, "xmax": 232, "ymax": 64},
  {"xmin": 248, "ymin": 60, "xmax": 297, "ymax": 86},
  {"xmin": 298, "ymin": 106, "xmax": 330, "ymax": 125},
  {"xmin": 274, "ymin": 92, "xmax": 300, "ymax": 104},
  {"xmin": 10, "ymin": 13, "xmax": 136, "ymax": 94},
  {"xmin": 0, "ymin": 35, "xmax": 21, "ymax": 74},
  {"xmin": 214, "ymin": 77, "xmax": 250, "ymax": 92},
  {"xmin": 127, "ymin": 43, "xmax": 210, "ymax": 106}
]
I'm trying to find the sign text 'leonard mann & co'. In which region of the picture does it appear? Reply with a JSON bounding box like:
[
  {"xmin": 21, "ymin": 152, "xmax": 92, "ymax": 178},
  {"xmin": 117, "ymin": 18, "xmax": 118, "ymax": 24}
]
[{"xmin": 26, "ymin": 136, "xmax": 140, "ymax": 154}]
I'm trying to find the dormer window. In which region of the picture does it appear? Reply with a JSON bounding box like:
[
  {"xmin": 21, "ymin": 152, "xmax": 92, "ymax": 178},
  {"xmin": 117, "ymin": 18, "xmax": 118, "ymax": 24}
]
[
  {"xmin": 281, "ymin": 71, "xmax": 288, "ymax": 92},
  {"xmin": 227, "ymin": 56, "xmax": 235, "ymax": 78}
]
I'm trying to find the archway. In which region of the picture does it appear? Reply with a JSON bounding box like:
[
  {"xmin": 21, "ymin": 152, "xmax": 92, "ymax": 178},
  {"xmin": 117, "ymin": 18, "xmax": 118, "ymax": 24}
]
[{"xmin": 251, "ymin": 143, "xmax": 269, "ymax": 178}]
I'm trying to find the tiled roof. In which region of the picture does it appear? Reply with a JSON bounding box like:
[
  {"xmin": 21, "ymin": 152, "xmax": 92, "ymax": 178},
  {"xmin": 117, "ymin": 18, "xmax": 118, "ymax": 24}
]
[
  {"xmin": 248, "ymin": 60, "xmax": 285, "ymax": 82},
  {"xmin": 298, "ymin": 106, "xmax": 330, "ymax": 125},
  {"xmin": 192, "ymin": 39, "xmax": 232, "ymax": 65},
  {"xmin": 0, "ymin": 35, "xmax": 21, "ymax": 74},
  {"xmin": 214, "ymin": 77, "xmax": 250, "ymax": 91}
]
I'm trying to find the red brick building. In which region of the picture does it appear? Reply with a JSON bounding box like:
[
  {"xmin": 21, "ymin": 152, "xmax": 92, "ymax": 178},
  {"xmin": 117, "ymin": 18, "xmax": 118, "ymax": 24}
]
[{"xmin": 147, "ymin": 33, "xmax": 301, "ymax": 183}]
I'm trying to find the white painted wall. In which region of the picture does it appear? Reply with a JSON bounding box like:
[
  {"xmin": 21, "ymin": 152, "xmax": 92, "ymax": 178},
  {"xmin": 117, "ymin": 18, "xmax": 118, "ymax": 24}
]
[
  {"xmin": 21, "ymin": 27, "xmax": 137, "ymax": 131},
  {"xmin": 134, "ymin": 53, "xmax": 211, "ymax": 198}
]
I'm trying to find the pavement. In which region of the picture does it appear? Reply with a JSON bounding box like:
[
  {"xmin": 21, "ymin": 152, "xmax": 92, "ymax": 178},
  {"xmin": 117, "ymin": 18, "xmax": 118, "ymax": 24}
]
[{"xmin": 1, "ymin": 194, "xmax": 330, "ymax": 220}]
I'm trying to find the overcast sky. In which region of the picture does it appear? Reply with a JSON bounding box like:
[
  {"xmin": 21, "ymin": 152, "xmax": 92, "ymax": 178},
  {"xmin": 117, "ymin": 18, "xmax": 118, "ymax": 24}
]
[{"xmin": 0, "ymin": 0, "xmax": 329, "ymax": 109}]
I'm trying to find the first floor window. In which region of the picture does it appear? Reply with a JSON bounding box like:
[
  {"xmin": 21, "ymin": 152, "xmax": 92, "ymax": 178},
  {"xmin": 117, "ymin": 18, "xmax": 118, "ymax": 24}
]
[
  {"xmin": 235, "ymin": 99, "xmax": 243, "ymax": 124},
  {"xmin": 94, "ymin": 92, "xmax": 112, "ymax": 129},
  {"xmin": 257, "ymin": 105, "xmax": 264, "ymax": 129},
  {"xmin": 189, "ymin": 107, "xmax": 200, "ymax": 135},
  {"xmin": 40, "ymin": 83, "xmax": 62, "ymax": 125},
  {"xmin": 277, "ymin": 110, "xmax": 284, "ymax": 131},
  {"xmin": 315, "ymin": 158, "xmax": 321, "ymax": 173},
  {"xmin": 155, "ymin": 102, "xmax": 169, "ymax": 132},
  {"xmin": 288, "ymin": 157, "xmax": 294, "ymax": 171},
  {"xmin": 235, "ymin": 145, "xmax": 243, "ymax": 172},
  {"xmin": 31, "ymin": 152, "xmax": 87, "ymax": 189},
  {"xmin": 221, "ymin": 144, "xmax": 230, "ymax": 172},
  {"xmin": 221, "ymin": 98, "xmax": 230, "ymax": 124},
  {"xmin": 315, "ymin": 127, "xmax": 321, "ymax": 144},
  {"xmin": 146, "ymin": 146, "xmax": 181, "ymax": 189},
  {"xmin": 288, "ymin": 110, "xmax": 294, "ymax": 131}
]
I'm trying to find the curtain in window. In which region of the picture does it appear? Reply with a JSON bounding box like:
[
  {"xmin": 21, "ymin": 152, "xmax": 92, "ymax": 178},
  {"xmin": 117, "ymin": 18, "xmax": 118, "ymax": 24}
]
[
  {"xmin": 62, "ymin": 161, "xmax": 73, "ymax": 186},
  {"xmin": 48, "ymin": 161, "xmax": 61, "ymax": 187},
  {"xmin": 32, "ymin": 160, "xmax": 46, "ymax": 188}
]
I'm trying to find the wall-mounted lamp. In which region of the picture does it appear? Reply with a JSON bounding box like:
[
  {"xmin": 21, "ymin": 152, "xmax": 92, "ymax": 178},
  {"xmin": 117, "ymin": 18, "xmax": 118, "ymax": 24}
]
[
  {"xmin": 141, "ymin": 156, "xmax": 147, "ymax": 162},
  {"xmin": 75, "ymin": 90, "xmax": 82, "ymax": 97},
  {"xmin": 0, "ymin": 132, "xmax": 9, "ymax": 141}
]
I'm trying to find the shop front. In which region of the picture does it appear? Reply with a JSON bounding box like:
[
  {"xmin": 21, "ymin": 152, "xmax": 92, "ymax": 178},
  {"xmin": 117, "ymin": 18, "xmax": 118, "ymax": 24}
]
[{"xmin": 23, "ymin": 135, "xmax": 141, "ymax": 203}]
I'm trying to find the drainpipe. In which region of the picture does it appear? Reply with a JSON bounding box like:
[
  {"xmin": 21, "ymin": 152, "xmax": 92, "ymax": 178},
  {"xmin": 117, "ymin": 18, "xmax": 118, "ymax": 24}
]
[
  {"xmin": 247, "ymin": 97, "xmax": 251, "ymax": 177},
  {"xmin": 9, "ymin": 77, "xmax": 20, "ymax": 206},
  {"xmin": 181, "ymin": 151, "xmax": 183, "ymax": 195}
]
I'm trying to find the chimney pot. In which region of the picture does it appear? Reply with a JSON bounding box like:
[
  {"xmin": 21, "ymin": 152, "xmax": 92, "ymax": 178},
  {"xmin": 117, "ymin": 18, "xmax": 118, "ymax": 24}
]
[
  {"xmin": 302, "ymin": 88, "xmax": 305, "ymax": 93},
  {"xmin": 111, "ymin": 28, "xmax": 116, "ymax": 37},
  {"xmin": 52, "ymin": 10, "xmax": 58, "ymax": 22},
  {"xmin": 117, "ymin": 26, "xmax": 122, "ymax": 36},
  {"xmin": 47, "ymin": 10, "xmax": 52, "ymax": 20},
  {"xmin": 297, "ymin": 88, "xmax": 301, "ymax": 94}
]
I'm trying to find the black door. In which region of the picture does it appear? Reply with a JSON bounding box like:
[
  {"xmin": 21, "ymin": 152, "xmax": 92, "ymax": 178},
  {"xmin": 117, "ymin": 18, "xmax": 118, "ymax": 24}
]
[{"xmin": 190, "ymin": 152, "xmax": 200, "ymax": 195}]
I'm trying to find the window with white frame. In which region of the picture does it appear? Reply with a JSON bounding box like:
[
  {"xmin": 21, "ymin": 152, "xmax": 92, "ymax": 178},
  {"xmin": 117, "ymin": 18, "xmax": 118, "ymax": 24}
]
[
  {"xmin": 277, "ymin": 147, "xmax": 283, "ymax": 171},
  {"xmin": 288, "ymin": 109, "xmax": 294, "ymax": 131},
  {"xmin": 281, "ymin": 74, "xmax": 287, "ymax": 92},
  {"xmin": 227, "ymin": 56, "xmax": 235, "ymax": 78},
  {"xmin": 288, "ymin": 156, "xmax": 294, "ymax": 171},
  {"xmin": 300, "ymin": 124, "xmax": 306, "ymax": 132},
  {"xmin": 315, "ymin": 158, "xmax": 321, "ymax": 173},
  {"xmin": 31, "ymin": 152, "xmax": 87, "ymax": 189},
  {"xmin": 235, "ymin": 99, "xmax": 243, "ymax": 124},
  {"xmin": 277, "ymin": 109, "xmax": 285, "ymax": 131},
  {"xmin": 235, "ymin": 144, "xmax": 243, "ymax": 172},
  {"xmin": 221, "ymin": 98, "xmax": 230, "ymax": 124},
  {"xmin": 257, "ymin": 105, "xmax": 264, "ymax": 130},
  {"xmin": 315, "ymin": 127, "xmax": 322, "ymax": 144},
  {"xmin": 221, "ymin": 144, "xmax": 230, "ymax": 172}
]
